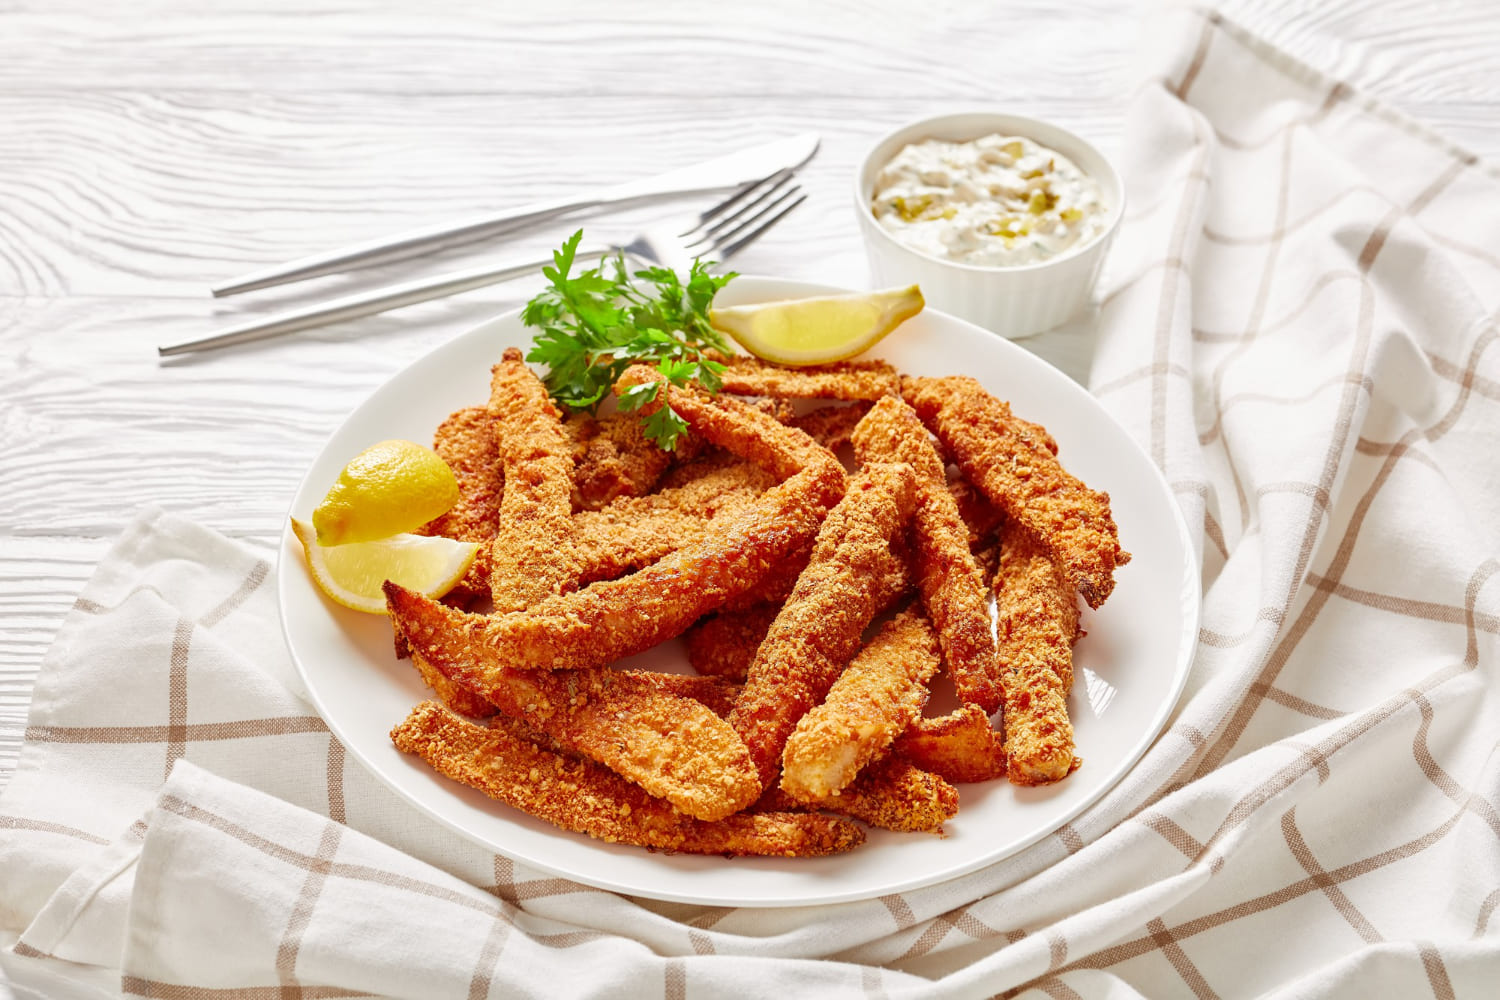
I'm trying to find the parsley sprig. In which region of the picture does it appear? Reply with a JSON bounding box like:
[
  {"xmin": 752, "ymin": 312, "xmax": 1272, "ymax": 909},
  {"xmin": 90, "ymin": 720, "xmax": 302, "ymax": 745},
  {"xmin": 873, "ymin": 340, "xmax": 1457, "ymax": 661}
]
[{"xmin": 522, "ymin": 230, "xmax": 734, "ymax": 450}]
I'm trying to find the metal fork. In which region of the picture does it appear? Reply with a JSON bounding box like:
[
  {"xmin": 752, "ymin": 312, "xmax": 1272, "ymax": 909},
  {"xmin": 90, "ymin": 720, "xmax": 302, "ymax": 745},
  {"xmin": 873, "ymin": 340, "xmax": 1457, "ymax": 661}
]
[{"xmin": 158, "ymin": 169, "xmax": 806, "ymax": 356}]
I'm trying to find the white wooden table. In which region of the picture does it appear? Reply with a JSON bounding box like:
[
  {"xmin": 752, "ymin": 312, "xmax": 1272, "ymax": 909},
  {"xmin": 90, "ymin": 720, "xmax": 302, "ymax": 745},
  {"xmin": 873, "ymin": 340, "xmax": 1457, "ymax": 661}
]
[{"xmin": 3, "ymin": 0, "xmax": 1498, "ymax": 789}]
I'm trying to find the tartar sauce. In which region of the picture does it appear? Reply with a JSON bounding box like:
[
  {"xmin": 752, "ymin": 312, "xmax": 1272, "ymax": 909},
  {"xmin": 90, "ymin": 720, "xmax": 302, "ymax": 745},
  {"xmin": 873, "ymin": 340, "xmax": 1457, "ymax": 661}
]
[{"xmin": 871, "ymin": 134, "xmax": 1107, "ymax": 267}]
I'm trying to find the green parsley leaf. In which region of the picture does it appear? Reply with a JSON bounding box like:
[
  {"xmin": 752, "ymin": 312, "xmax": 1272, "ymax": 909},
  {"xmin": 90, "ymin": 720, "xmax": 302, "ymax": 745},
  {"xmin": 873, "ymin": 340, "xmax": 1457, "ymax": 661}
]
[
  {"xmin": 641, "ymin": 405, "xmax": 691, "ymax": 452},
  {"xmin": 521, "ymin": 229, "xmax": 736, "ymax": 450},
  {"xmin": 615, "ymin": 380, "xmax": 660, "ymax": 413}
]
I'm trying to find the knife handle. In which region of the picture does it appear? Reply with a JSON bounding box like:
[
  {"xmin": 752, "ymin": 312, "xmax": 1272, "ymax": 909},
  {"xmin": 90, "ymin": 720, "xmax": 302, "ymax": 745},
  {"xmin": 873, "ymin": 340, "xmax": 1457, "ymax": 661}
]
[{"xmin": 209, "ymin": 193, "xmax": 603, "ymax": 297}]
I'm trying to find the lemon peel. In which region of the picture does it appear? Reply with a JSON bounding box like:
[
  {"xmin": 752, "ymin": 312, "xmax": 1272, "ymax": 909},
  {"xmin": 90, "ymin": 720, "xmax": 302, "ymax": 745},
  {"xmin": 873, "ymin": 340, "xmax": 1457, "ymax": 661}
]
[
  {"xmin": 709, "ymin": 285, "xmax": 924, "ymax": 366},
  {"xmin": 312, "ymin": 439, "xmax": 460, "ymax": 546}
]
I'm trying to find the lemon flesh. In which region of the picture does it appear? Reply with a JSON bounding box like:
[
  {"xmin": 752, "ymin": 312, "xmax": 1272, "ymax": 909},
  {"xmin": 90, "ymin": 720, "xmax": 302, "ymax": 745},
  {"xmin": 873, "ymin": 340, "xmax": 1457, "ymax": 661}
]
[
  {"xmin": 709, "ymin": 285, "xmax": 924, "ymax": 366},
  {"xmin": 291, "ymin": 518, "xmax": 477, "ymax": 615},
  {"xmin": 312, "ymin": 439, "xmax": 460, "ymax": 546}
]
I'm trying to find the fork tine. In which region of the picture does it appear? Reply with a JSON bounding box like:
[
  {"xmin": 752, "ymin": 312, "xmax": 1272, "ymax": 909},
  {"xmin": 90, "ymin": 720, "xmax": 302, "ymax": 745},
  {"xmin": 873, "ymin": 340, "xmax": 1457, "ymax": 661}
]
[
  {"xmin": 689, "ymin": 173, "xmax": 800, "ymax": 248},
  {"xmin": 701, "ymin": 188, "xmax": 807, "ymax": 264},
  {"xmin": 690, "ymin": 182, "xmax": 802, "ymax": 250},
  {"xmin": 683, "ymin": 167, "xmax": 797, "ymax": 235}
]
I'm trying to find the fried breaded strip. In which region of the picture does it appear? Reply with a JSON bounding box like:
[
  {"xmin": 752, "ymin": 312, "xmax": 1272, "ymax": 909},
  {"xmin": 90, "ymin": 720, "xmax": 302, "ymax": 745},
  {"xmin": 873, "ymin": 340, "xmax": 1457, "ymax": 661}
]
[
  {"xmin": 686, "ymin": 602, "xmax": 782, "ymax": 681},
  {"xmin": 390, "ymin": 611, "xmax": 496, "ymax": 719},
  {"xmin": 759, "ymin": 756, "xmax": 958, "ymax": 834},
  {"xmin": 686, "ymin": 540, "xmax": 913, "ymax": 683},
  {"xmin": 411, "ymin": 655, "xmax": 494, "ymax": 717},
  {"xmin": 787, "ymin": 402, "xmax": 873, "ymax": 452},
  {"xmin": 828, "ymin": 757, "xmax": 958, "ymax": 834},
  {"xmin": 618, "ymin": 670, "xmax": 741, "ymax": 719},
  {"xmin": 715, "ymin": 355, "xmax": 900, "ymax": 400},
  {"xmin": 729, "ymin": 462, "xmax": 918, "ymax": 787},
  {"xmin": 740, "ymin": 395, "xmax": 799, "ymax": 423},
  {"xmin": 384, "ymin": 469, "xmax": 834, "ymax": 675},
  {"xmin": 617, "ymin": 366, "xmax": 846, "ymax": 483},
  {"xmin": 997, "ymin": 518, "xmax": 1082, "ymax": 785},
  {"xmin": 397, "ymin": 595, "xmax": 758, "ymax": 820},
  {"xmin": 564, "ymin": 411, "xmax": 702, "ymax": 510},
  {"xmin": 902, "ymin": 376, "xmax": 1127, "ymax": 608},
  {"xmin": 393, "ymin": 702, "xmax": 864, "ymax": 856},
  {"xmin": 571, "ymin": 462, "xmax": 774, "ymax": 584},
  {"xmin": 421, "ymin": 405, "xmax": 503, "ymax": 603},
  {"xmin": 385, "ymin": 377, "xmax": 847, "ymax": 674},
  {"xmin": 488, "ymin": 347, "xmax": 581, "ymax": 610},
  {"xmin": 893, "ymin": 705, "xmax": 1007, "ymax": 784},
  {"xmin": 405, "ymin": 406, "xmax": 505, "ymax": 714},
  {"xmin": 780, "ymin": 609, "xmax": 941, "ymax": 801},
  {"xmin": 390, "ymin": 588, "xmax": 490, "ymax": 715},
  {"xmin": 717, "ymin": 540, "xmax": 813, "ymax": 611},
  {"xmin": 853, "ymin": 396, "xmax": 1002, "ymax": 712},
  {"xmin": 655, "ymin": 449, "xmax": 739, "ymax": 490},
  {"xmin": 948, "ymin": 475, "xmax": 1003, "ymax": 551}
]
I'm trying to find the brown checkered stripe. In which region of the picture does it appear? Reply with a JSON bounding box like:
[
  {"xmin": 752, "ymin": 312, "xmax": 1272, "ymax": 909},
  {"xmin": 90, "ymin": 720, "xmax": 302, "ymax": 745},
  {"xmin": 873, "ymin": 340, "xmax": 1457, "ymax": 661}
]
[
  {"xmin": 7, "ymin": 556, "xmax": 361, "ymax": 994},
  {"xmin": 113, "ymin": 794, "xmax": 634, "ymax": 998},
  {"xmin": 18, "ymin": 557, "xmax": 352, "ymax": 828}
]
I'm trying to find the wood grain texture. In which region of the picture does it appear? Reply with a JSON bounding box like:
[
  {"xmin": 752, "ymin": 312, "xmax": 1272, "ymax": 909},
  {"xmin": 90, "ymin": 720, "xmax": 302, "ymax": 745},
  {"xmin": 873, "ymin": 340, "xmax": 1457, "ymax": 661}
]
[{"xmin": 3, "ymin": 0, "xmax": 1499, "ymax": 789}]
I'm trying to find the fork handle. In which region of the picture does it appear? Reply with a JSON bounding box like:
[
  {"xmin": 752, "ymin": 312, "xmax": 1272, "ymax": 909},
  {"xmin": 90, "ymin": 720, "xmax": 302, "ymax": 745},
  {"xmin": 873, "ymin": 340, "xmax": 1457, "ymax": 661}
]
[{"xmin": 159, "ymin": 247, "xmax": 610, "ymax": 356}]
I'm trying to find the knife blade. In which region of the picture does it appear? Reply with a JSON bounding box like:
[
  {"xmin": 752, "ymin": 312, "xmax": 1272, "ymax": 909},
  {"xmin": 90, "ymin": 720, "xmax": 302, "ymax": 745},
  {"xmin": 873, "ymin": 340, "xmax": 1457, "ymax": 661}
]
[{"xmin": 211, "ymin": 133, "xmax": 820, "ymax": 297}]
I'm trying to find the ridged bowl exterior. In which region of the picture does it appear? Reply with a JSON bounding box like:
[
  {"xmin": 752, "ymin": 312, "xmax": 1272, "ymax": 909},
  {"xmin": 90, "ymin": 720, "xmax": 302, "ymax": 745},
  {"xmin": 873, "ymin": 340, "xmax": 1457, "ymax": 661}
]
[{"xmin": 854, "ymin": 112, "xmax": 1123, "ymax": 340}]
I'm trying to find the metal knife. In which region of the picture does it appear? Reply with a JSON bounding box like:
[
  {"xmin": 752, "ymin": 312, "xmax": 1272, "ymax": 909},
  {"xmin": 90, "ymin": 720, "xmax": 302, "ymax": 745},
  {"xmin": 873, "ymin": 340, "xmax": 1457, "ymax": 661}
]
[{"xmin": 210, "ymin": 132, "xmax": 820, "ymax": 297}]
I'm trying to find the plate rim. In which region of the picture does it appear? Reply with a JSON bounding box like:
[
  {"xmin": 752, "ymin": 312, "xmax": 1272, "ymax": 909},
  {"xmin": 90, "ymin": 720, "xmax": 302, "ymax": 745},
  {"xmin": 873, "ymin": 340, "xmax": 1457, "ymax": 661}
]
[{"xmin": 276, "ymin": 274, "xmax": 1200, "ymax": 906}]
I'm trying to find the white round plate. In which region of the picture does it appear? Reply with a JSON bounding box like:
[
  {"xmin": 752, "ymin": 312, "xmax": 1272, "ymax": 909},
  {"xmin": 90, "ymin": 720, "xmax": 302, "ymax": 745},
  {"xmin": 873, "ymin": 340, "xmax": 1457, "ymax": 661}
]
[{"xmin": 278, "ymin": 275, "xmax": 1199, "ymax": 907}]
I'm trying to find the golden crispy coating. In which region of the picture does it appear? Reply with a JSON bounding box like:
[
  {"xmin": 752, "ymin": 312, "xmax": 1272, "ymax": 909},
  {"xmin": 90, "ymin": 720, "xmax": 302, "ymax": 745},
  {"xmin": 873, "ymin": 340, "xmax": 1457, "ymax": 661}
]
[
  {"xmin": 948, "ymin": 475, "xmax": 1003, "ymax": 551},
  {"xmin": 686, "ymin": 539, "xmax": 913, "ymax": 683},
  {"xmin": 740, "ymin": 395, "xmax": 800, "ymax": 423},
  {"xmin": 853, "ymin": 396, "xmax": 1002, "ymax": 712},
  {"xmin": 488, "ymin": 348, "xmax": 581, "ymax": 610},
  {"xmin": 973, "ymin": 540, "xmax": 1000, "ymax": 585},
  {"xmin": 410, "ymin": 652, "xmax": 494, "ymax": 717},
  {"xmin": 393, "ymin": 702, "xmax": 865, "ymax": 856},
  {"xmin": 564, "ymin": 411, "xmax": 701, "ymax": 510},
  {"xmin": 729, "ymin": 463, "xmax": 918, "ymax": 787},
  {"xmin": 406, "ymin": 405, "xmax": 503, "ymax": 712},
  {"xmin": 383, "ymin": 466, "xmax": 835, "ymax": 675},
  {"xmin": 617, "ymin": 670, "xmax": 741, "ymax": 718},
  {"xmin": 384, "ymin": 375, "xmax": 847, "ymax": 675},
  {"xmin": 653, "ymin": 453, "xmax": 818, "ymax": 614},
  {"xmin": 780, "ymin": 609, "xmax": 942, "ymax": 801},
  {"xmin": 715, "ymin": 355, "xmax": 900, "ymax": 400},
  {"xmin": 787, "ymin": 402, "xmax": 874, "ymax": 453},
  {"xmin": 902, "ymin": 376, "xmax": 1127, "ymax": 608},
  {"xmin": 390, "ymin": 610, "xmax": 495, "ymax": 719},
  {"xmin": 717, "ymin": 540, "xmax": 813, "ymax": 611},
  {"xmin": 997, "ymin": 518, "xmax": 1082, "ymax": 785},
  {"xmin": 832, "ymin": 757, "xmax": 958, "ymax": 834},
  {"xmin": 571, "ymin": 461, "xmax": 774, "ymax": 584},
  {"xmin": 616, "ymin": 365, "xmax": 847, "ymax": 484},
  {"xmin": 374, "ymin": 350, "xmax": 1114, "ymax": 854},
  {"xmin": 686, "ymin": 602, "xmax": 782, "ymax": 682},
  {"xmin": 422, "ymin": 405, "xmax": 503, "ymax": 603},
  {"xmin": 759, "ymin": 756, "xmax": 958, "ymax": 834},
  {"xmin": 893, "ymin": 705, "xmax": 1007, "ymax": 784},
  {"xmin": 655, "ymin": 449, "xmax": 739, "ymax": 490},
  {"xmin": 400, "ymin": 599, "xmax": 758, "ymax": 820}
]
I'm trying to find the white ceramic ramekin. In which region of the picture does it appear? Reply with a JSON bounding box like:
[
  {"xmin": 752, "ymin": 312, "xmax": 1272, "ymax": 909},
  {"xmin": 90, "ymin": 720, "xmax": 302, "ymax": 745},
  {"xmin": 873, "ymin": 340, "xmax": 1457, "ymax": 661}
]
[{"xmin": 854, "ymin": 111, "xmax": 1123, "ymax": 340}]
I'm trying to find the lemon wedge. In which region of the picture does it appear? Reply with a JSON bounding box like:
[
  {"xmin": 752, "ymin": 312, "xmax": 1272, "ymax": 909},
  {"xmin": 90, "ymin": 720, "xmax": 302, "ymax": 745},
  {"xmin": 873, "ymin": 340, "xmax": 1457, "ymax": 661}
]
[
  {"xmin": 291, "ymin": 518, "xmax": 477, "ymax": 615},
  {"xmin": 709, "ymin": 285, "xmax": 924, "ymax": 366},
  {"xmin": 312, "ymin": 440, "xmax": 460, "ymax": 546}
]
